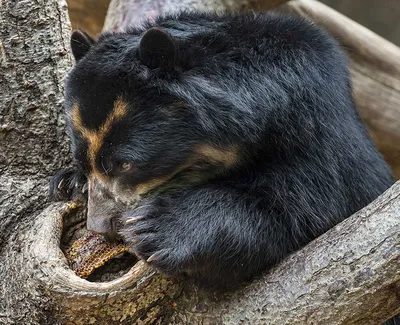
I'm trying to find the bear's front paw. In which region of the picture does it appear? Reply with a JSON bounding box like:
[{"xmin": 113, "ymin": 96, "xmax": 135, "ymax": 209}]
[
  {"xmin": 120, "ymin": 197, "xmax": 190, "ymax": 275},
  {"xmin": 49, "ymin": 168, "xmax": 87, "ymax": 202}
]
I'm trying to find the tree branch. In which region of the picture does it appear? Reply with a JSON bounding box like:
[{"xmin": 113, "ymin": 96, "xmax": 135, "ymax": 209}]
[{"xmin": 27, "ymin": 180, "xmax": 399, "ymax": 324}]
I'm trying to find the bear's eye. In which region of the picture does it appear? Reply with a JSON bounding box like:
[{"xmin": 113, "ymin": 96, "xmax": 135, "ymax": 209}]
[{"xmin": 120, "ymin": 162, "xmax": 133, "ymax": 172}]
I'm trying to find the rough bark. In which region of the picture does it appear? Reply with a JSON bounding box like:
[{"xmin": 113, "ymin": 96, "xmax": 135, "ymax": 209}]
[
  {"xmin": 27, "ymin": 182, "xmax": 400, "ymax": 324},
  {"xmin": 0, "ymin": 0, "xmax": 399, "ymax": 324},
  {"xmin": 0, "ymin": 0, "xmax": 73, "ymax": 323}
]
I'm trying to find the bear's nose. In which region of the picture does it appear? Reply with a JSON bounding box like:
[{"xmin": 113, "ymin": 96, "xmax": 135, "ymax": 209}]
[
  {"xmin": 86, "ymin": 216, "xmax": 120, "ymax": 240},
  {"xmin": 86, "ymin": 215, "xmax": 113, "ymax": 235}
]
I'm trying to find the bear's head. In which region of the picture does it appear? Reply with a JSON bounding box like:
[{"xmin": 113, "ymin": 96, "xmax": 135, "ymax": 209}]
[{"xmin": 65, "ymin": 29, "xmax": 241, "ymax": 236}]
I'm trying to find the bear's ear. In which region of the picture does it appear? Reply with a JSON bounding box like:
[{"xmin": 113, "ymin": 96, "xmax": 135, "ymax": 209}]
[
  {"xmin": 71, "ymin": 30, "xmax": 95, "ymax": 62},
  {"xmin": 139, "ymin": 27, "xmax": 179, "ymax": 70}
]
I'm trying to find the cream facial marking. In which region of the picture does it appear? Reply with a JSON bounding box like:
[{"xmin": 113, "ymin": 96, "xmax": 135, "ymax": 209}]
[{"xmin": 70, "ymin": 97, "xmax": 128, "ymax": 179}]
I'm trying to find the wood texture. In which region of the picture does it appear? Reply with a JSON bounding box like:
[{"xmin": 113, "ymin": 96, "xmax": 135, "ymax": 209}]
[
  {"xmin": 1, "ymin": 0, "xmax": 399, "ymax": 324},
  {"xmin": 0, "ymin": 0, "xmax": 73, "ymax": 323},
  {"xmin": 26, "ymin": 182, "xmax": 399, "ymax": 324}
]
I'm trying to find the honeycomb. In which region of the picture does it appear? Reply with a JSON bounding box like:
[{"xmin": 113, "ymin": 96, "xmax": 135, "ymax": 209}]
[{"xmin": 66, "ymin": 232, "xmax": 129, "ymax": 279}]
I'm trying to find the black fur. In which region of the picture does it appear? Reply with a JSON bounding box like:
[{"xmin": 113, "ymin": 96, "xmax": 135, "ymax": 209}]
[
  {"xmin": 49, "ymin": 167, "xmax": 87, "ymax": 202},
  {"xmin": 70, "ymin": 30, "xmax": 95, "ymax": 62},
  {"xmin": 384, "ymin": 315, "xmax": 400, "ymax": 325},
  {"xmin": 139, "ymin": 27, "xmax": 180, "ymax": 70},
  {"xmin": 51, "ymin": 11, "xmax": 394, "ymax": 294}
]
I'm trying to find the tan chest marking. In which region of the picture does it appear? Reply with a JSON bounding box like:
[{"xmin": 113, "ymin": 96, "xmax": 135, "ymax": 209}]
[
  {"xmin": 70, "ymin": 97, "xmax": 128, "ymax": 179},
  {"xmin": 194, "ymin": 144, "xmax": 240, "ymax": 168}
]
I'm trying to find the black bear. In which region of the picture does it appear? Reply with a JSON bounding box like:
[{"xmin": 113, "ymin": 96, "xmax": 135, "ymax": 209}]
[{"xmin": 50, "ymin": 11, "xmax": 394, "ymax": 293}]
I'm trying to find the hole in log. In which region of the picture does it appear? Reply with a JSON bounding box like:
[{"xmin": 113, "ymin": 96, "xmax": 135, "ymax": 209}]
[
  {"xmin": 60, "ymin": 202, "xmax": 138, "ymax": 282},
  {"xmin": 86, "ymin": 252, "xmax": 137, "ymax": 282}
]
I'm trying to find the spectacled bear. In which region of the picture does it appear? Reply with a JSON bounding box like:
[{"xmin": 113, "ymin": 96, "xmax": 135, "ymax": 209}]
[{"xmin": 50, "ymin": 12, "xmax": 394, "ymax": 296}]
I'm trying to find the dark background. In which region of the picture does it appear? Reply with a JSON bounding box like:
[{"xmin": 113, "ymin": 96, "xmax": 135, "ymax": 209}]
[{"xmin": 321, "ymin": 0, "xmax": 400, "ymax": 45}]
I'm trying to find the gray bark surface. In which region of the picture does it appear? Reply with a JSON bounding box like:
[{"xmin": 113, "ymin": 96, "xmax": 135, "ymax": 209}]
[
  {"xmin": 0, "ymin": 0, "xmax": 72, "ymax": 323},
  {"xmin": 17, "ymin": 172, "xmax": 400, "ymax": 325},
  {"xmin": 0, "ymin": 0, "xmax": 399, "ymax": 324}
]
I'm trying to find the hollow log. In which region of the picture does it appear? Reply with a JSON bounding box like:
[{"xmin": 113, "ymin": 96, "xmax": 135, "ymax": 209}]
[
  {"xmin": 0, "ymin": 0, "xmax": 399, "ymax": 324},
  {"xmin": 28, "ymin": 182, "xmax": 400, "ymax": 324}
]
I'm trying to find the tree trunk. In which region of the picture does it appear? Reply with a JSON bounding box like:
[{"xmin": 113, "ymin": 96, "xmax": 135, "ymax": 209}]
[
  {"xmin": 0, "ymin": 0, "xmax": 73, "ymax": 323},
  {"xmin": 0, "ymin": 0, "xmax": 399, "ymax": 324}
]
